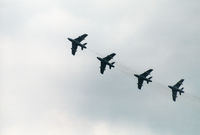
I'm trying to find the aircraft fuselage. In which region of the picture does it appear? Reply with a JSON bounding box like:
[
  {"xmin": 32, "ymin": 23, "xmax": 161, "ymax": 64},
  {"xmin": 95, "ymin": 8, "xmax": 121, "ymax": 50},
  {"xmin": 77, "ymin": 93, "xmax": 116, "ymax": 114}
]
[
  {"xmin": 168, "ymin": 86, "xmax": 184, "ymax": 93},
  {"xmin": 97, "ymin": 57, "xmax": 114, "ymax": 68},
  {"xmin": 134, "ymin": 74, "xmax": 152, "ymax": 82},
  {"xmin": 67, "ymin": 38, "xmax": 87, "ymax": 49}
]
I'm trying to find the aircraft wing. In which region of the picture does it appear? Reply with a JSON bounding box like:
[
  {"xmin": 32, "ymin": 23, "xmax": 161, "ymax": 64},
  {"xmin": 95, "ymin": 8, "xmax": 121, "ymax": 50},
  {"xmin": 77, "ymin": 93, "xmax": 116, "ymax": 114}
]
[
  {"xmin": 103, "ymin": 53, "xmax": 116, "ymax": 61},
  {"xmin": 75, "ymin": 34, "xmax": 88, "ymax": 42},
  {"xmin": 100, "ymin": 62, "xmax": 106, "ymax": 74},
  {"xmin": 137, "ymin": 78, "xmax": 144, "ymax": 89},
  {"xmin": 140, "ymin": 69, "xmax": 153, "ymax": 77},
  {"xmin": 174, "ymin": 79, "xmax": 184, "ymax": 88},
  {"xmin": 71, "ymin": 43, "xmax": 78, "ymax": 55},
  {"xmin": 172, "ymin": 89, "xmax": 177, "ymax": 102}
]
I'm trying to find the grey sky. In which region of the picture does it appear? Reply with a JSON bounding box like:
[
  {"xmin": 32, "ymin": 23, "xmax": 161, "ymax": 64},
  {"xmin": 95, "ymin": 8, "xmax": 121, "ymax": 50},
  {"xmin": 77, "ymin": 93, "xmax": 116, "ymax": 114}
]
[{"xmin": 1, "ymin": 0, "xmax": 200, "ymax": 135}]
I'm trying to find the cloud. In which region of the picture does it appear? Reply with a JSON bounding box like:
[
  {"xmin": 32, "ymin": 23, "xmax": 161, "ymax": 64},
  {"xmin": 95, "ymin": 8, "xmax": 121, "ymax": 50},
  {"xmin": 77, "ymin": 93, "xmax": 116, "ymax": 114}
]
[
  {"xmin": 2, "ymin": 110, "xmax": 159, "ymax": 135},
  {"xmin": 1, "ymin": 0, "xmax": 200, "ymax": 135}
]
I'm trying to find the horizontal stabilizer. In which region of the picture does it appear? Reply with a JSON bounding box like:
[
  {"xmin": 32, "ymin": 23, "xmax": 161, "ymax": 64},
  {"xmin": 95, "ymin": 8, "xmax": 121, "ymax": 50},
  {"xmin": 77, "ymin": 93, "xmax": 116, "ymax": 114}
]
[
  {"xmin": 147, "ymin": 76, "xmax": 152, "ymax": 84},
  {"xmin": 148, "ymin": 76, "xmax": 152, "ymax": 80},
  {"xmin": 109, "ymin": 62, "xmax": 115, "ymax": 69},
  {"xmin": 81, "ymin": 43, "xmax": 87, "ymax": 50},
  {"xmin": 179, "ymin": 87, "xmax": 184, "ymax": 95},
  {"xmin": 111, "ymin": 62, "xmax": 115, "ymax": 65}
]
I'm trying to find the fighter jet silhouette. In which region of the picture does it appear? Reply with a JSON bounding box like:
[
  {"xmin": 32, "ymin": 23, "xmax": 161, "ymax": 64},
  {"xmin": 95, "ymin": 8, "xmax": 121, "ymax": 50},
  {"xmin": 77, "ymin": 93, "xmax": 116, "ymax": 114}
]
[
  {"xmin": 168, "ymin": 79, "xmax": 184, "ymax": 102},
  {"xmin": 67, "ymin": 34, "xmax": 88, "ymax": 55},
  {"xmin": 97, "ymin": 53, "xmax": 116, "ymax": 74},
  {"xmin": 134, "ymin": 69, "xmax": 153, "ymax": 90}
]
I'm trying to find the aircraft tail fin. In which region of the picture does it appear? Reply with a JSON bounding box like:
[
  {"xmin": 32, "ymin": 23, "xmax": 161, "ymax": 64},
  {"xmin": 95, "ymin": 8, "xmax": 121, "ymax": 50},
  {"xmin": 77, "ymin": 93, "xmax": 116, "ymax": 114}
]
[
  {"xmin": 109, "ymin": 62, "xmax": 115, "ymax": 69},
  {"xmin": 81, "ymin": 43, "xmax": 87, "ymax": 50},
  {"xmin": 179, "ymin": 87, "xmax": 184, "ymax": 95},
  {"xmin": 147, "ymin": 76, "xmax": 152, "ymax": 84}
]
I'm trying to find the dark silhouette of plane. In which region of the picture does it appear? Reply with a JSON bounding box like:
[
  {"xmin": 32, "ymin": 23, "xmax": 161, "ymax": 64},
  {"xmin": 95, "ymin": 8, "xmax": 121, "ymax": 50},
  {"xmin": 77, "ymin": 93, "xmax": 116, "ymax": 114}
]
[
  {"xmin": 67, "ymin": 34, "xmax": 88, "ymax": 55},
  {"xmin": 134, "ymin": 69, "xmax": 153, "ymax": 90},
  {"xmin": 97, "ymin": 53, "xmax": 116, "ymax": 74},
  {"xmin": 168, "ymin": 79, "xmax": 184, "ymax": 102}
]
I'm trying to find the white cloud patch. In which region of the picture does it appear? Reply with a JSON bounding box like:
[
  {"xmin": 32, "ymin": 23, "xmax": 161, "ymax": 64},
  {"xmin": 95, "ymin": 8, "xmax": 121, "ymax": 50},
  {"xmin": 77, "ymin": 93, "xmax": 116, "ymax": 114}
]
[{"xmin": 2, "ymin": 110, "xmax": 159, "ymax": 135}]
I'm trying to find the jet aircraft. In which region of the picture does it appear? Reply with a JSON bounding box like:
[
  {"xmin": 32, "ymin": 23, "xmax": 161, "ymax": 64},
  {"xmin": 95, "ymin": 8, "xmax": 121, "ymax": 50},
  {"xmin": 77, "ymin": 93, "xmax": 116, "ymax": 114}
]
[
  {"xmin": 67, "ymin": 34, "xmax": 88, "ymax": 55},
  {"xmin": 134, "ymin": 69, "xmax": 153, "ymax": 90},
  {"xmin": 168, "ymin": 79, "xmax": 184, "ymax": 102},
  {"xmin": 97, "ymin": 53, "xmax": 116, "ymax": 74}
]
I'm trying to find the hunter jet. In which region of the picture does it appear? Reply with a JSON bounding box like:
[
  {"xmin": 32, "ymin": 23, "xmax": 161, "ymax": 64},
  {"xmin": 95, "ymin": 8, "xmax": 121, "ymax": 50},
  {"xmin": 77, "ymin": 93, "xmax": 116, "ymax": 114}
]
[
  {"xmin": 67, "ymin": 34, "xmax": 88, "ymax": 55},
  {"xmin": 168, "ymin": 79, "xmax": 184, "ymax": 102},
  {"xmin": 97, "ymin": 53, "xmax": 116, "ymax": 74},
  {"xmin": 134, "ymin": 69, "xmax": 153, "ymax": 90}
]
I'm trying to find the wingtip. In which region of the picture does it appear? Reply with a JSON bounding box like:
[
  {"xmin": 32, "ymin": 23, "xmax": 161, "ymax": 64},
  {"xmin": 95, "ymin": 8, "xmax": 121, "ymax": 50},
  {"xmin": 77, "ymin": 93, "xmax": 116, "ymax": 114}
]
[{"xmin": 72, "ymin": 52, "xmax": 76, "ymax": 56}]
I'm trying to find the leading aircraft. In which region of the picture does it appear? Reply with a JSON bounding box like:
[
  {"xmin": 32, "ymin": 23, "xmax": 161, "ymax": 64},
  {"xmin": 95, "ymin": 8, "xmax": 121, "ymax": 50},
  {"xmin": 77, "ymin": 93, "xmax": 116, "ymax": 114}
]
[
  {"xmin": 168, "ymin": 79, "xmax": 184, "ymax": 102},
  {"xmin": 97, "ymin": 53, "xmax": 116, "ymax": 74},
  {"xmin": 134, "ymin": 69, "xmax": 153, "ymax": 90},
  {"xmin": 67, "ymin": 34, "xmax": 88, "ymax": 55}
]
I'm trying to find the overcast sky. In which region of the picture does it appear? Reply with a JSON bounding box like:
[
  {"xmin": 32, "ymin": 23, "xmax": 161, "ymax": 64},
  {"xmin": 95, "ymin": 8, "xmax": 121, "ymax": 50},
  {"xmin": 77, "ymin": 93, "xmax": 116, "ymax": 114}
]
[{"xmin": 1, "ymin": 0, "xmax": 200, "ymax": 135}]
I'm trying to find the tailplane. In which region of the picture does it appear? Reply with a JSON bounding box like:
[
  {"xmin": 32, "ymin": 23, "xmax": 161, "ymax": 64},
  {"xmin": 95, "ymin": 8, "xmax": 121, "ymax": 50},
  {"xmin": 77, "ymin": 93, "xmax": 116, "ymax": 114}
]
[
  {"xmin": 147, "ymin": 76, "xmax": 152, "ymax": 84},
  {"xmin": 109, "ymin": 62, "xmax": 115, "ymax": 69},
  {"xmin": 179, "ymin": 87, "xmax": 184, "ymax": 95},
  {"xmin": 81, "ymin": 43, "xmax": 87, "ymax": 50}
]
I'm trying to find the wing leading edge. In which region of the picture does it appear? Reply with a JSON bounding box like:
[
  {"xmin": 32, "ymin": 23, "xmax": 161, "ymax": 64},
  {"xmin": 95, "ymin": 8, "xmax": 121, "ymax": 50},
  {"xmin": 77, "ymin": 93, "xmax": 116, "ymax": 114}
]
[
  {"xmin": 138, "ymin": 78, "xmax": 144, "ymax": 90},
  {"xmin": 103, "ymin": 53, "xmax": 116, "ymax": 61},
  {"xmin": 75, "ymin": 34, "xmax": 88, "ymax": 42},
  {"xmin": 100, "ymin": 62, "xmax": 106, "ymax": 74},
  {"xmin": 140, "ymin": 69, "xmax": 153, "ymax": 77},
  {"xmin": 71, "ymin": 43, "xmax": 78, "ymax": 55},
  {"xmin": 174, "ymin": 79, "xmax": 184, "ymax": 88},
  {"xmin": 172, "ymin": 90, "xmax": 177, "ymax": 101}
]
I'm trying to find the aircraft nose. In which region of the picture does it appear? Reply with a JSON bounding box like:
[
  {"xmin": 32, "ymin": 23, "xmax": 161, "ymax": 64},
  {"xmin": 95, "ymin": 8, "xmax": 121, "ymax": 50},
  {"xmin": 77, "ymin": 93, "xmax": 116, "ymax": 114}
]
[
  {"xmin": 67, "ymin": 38, "xmax": 72, "ymax": 41},
  {"xmin": 97, "ymin": 57, "xmax": 101, "ymax": 61}
]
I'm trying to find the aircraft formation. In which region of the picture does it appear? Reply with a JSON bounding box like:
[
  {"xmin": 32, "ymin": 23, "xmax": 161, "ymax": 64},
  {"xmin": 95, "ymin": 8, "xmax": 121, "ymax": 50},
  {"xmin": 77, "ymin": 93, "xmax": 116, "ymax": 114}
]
[{"xmin": 67, "ymin": 34, "xmax": 185, "ymax": 102}]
